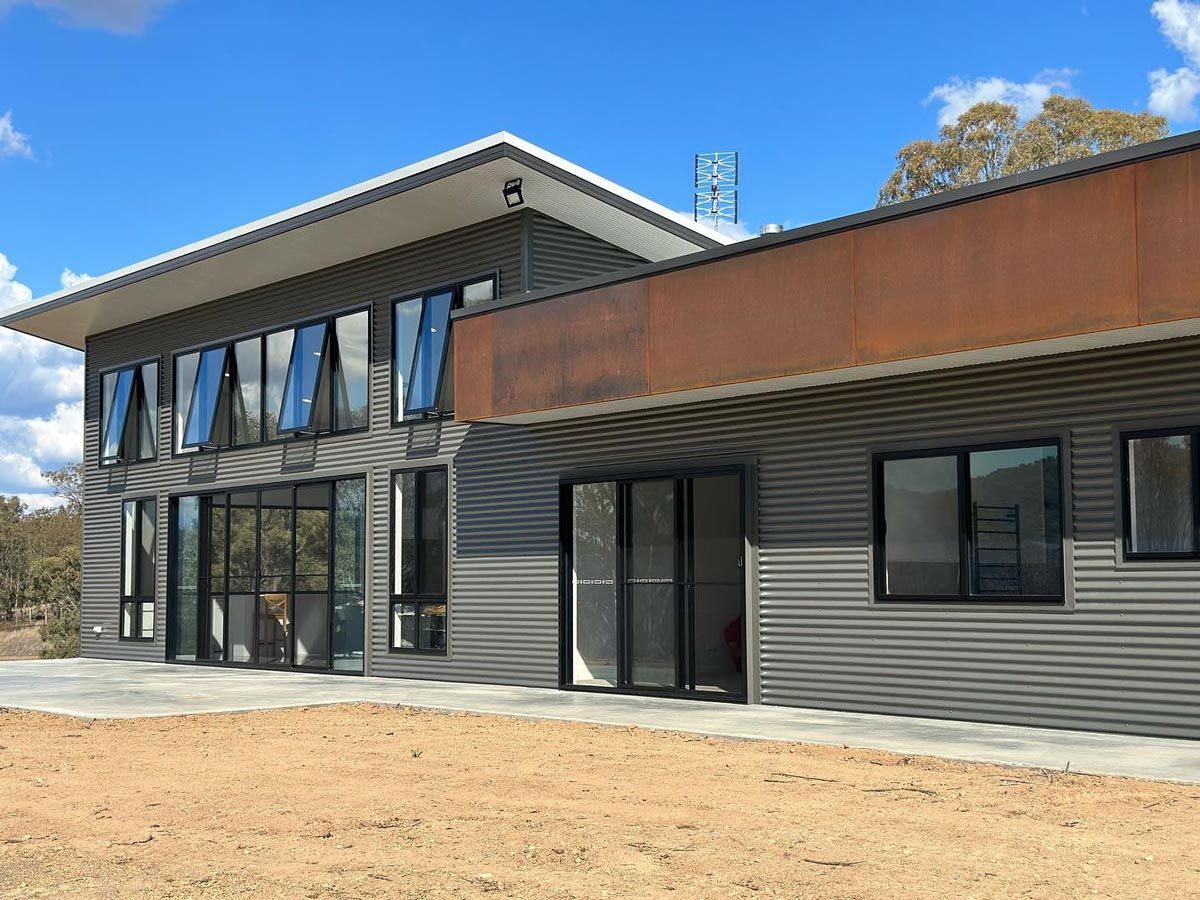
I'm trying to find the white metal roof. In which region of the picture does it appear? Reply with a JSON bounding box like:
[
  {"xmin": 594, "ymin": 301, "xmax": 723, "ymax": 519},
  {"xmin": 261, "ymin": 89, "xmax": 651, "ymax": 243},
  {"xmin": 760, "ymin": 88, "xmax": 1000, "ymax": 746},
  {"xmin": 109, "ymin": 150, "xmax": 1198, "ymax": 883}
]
[{"xmin": 1, "ymin": 132, "xmax": 731, "ymax": 350}]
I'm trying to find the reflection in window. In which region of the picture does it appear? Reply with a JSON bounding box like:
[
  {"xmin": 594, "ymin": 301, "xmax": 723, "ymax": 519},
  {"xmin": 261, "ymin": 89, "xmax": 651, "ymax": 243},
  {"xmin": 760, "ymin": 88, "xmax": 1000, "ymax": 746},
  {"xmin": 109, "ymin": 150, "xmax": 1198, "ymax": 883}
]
[
  {"xmin": 120, "ymin": 498, "xmax": 156, "ymax": 639},
  {"xmin": 181, "ymin": 346, "xmax": 228, "ymax": 448},
  {"xmin": 968, "ymin": 445, "xmax": 1062, "ymax": 596},
  {"xmin": 174, "ymin": 308, "xmax": 368, "ymax": 451},
  {"xmin": 278, "ymin": 322, "xmax": 328, "ymax": 433},
  {"xmin": 391, "ymin": 467, "xmax": 448, "ymax": 652},
  {"xmin": 881, "ymin": 455, "xmax": 961, "ymax": 596},
  {"xmin": 1127, "ymin": 432, "xmax": 1196, "ymax": 555},
  {"xmin": 393, "ymin": 275, "xmax": 495, "ymax": 421},
  {"xmin": 876, "ymin": 441, "xmax": 1063, "ymax": 601},
  {"xmin": 101, "ymin": 360, "xmax": 158, "ymax": 465}
]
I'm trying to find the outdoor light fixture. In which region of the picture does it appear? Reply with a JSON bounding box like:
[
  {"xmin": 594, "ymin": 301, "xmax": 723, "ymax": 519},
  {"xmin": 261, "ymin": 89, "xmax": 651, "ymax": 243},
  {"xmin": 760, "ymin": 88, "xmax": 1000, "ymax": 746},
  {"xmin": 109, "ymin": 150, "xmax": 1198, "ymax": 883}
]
[{"xmin": 503, "ymin": 177, "xmax": 524, "ymax": 208}]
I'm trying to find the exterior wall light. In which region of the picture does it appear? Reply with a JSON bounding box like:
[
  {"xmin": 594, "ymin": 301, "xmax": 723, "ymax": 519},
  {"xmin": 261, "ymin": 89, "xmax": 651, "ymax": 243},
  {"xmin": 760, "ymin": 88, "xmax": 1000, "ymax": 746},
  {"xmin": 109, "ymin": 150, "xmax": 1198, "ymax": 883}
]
[{"xmin": 503, "ymin": 177, "xmax": 524, "ymax": 208}]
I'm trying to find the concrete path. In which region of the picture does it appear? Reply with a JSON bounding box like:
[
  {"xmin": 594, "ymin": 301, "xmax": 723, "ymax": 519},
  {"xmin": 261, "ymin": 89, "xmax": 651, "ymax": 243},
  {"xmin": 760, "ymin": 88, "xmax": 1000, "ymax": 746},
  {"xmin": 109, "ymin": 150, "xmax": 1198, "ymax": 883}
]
[{"xmin": 2, "ymin": 658, "xmax": 1197, "ymax": 784}]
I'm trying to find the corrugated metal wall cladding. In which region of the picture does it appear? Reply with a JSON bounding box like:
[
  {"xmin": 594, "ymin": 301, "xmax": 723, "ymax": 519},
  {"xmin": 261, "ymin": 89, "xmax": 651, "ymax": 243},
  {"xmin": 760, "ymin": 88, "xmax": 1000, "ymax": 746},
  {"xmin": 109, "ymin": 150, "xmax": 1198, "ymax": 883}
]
[
  {"xmin": 529, "ymin": 213, "xmax": 647, "ymax": 290},
  {"xmin": 84, "ymin": 213, "xmax": 1200, "ymax": 736},
  {"xmin": 82, "ymin": 210, "xmax": 644, "ymax": 676}
]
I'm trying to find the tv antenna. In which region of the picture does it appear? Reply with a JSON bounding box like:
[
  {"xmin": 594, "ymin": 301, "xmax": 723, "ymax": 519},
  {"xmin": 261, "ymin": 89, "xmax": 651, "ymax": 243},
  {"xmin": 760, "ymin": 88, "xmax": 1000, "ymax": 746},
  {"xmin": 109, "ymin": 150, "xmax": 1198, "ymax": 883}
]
[{"xmin": 694, "ymin": 151, "xmax": 738, "ymax": 231}]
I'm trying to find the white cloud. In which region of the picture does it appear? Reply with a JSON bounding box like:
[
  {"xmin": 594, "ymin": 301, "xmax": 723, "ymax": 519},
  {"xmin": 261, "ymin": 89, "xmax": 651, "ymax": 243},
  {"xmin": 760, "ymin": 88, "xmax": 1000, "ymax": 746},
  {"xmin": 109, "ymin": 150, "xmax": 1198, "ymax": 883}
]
[
  {"xmin": 1150, "ymin": 1, "xmax": 1200, "ymax": 120},
  {"xmin": 0, "ymin": 253, "xmax": 84, "ymax": 502},
  {"xmin": 59, "ymin": 267, "xmax": 91, "ymax": 290},
  {"xmin": 0, "ymin": 111, "xmax": 33, "ymax": 160},
  {"xmin": 0, "ymin": 0, "xmax": 172, "ymax": 33},
  {"xmin": 1149, "ymin": 65, "xmax": 1200, "ymax": 118},
  {"xmin": 926, "ymin": 69, "xmax": 1074, "ymax": 128}
]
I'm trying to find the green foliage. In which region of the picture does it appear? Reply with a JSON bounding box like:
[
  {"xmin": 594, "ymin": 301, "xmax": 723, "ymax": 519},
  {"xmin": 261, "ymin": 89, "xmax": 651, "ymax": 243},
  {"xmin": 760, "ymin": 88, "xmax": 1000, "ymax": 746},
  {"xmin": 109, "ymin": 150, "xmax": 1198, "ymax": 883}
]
[
  {"xmin": 878, "ymin": 95, "xmax": 1169, "ymax": 206},
  {"xmin": 0, "ymin": 464, "xmax": 83, "ymax": 658}
]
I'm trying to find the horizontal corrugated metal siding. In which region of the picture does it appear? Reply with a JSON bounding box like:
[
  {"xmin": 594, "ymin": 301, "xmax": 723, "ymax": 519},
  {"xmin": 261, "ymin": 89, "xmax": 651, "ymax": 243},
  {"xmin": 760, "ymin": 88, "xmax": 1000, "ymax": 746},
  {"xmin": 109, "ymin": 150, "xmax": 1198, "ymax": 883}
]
[
  {"xmin": 528, "ymin": 212, "xmax": 646, "ymax": 290},
  {"xmin": 447, "ymin": 338, "xmax": 1200, "ymax": 738},
  {"xmin": 85, "ymin": 212, "xmax": 1200, "ymax": 737},
  {"xmin": 82, "ymin": 213, "xmax": 523, "ymax": 664}
]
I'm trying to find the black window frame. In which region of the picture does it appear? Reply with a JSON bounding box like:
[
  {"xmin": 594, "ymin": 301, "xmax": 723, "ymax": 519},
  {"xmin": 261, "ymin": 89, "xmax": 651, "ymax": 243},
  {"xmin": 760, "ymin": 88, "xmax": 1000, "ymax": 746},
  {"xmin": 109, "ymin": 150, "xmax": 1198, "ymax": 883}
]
[
  {"xmin": 872, "ymin": 437, "xmax": 1066, "ymax": 604},
  {"xmin": 119, "ymin": 496, "xmax": 157, "ymax": 641},
  {"xmin": 388, "ymin": 464, "xmax": 450, "ymax": 655},
  {"xmin": 1120, "ymin": 426, "xmax": 1200, "ymax": 560},
  {"xmin": 171, "ymin": 305, "xmax": 371, "ymax": 456},
  {"xmin": 391, "ymin": 271, "xmax": 498, "ymax": 425},
  {"xmin": 98, "ymin": 357, "xmax": 159, "ymax": 467}
]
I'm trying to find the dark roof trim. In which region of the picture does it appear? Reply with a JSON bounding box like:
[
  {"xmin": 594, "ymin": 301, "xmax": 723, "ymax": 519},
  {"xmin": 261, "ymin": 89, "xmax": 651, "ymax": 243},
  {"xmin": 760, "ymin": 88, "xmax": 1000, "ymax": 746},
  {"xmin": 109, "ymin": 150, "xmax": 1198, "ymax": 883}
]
[{"xmin": 454, "ymin": 128, "xmax": 1200, "ymax": 322}]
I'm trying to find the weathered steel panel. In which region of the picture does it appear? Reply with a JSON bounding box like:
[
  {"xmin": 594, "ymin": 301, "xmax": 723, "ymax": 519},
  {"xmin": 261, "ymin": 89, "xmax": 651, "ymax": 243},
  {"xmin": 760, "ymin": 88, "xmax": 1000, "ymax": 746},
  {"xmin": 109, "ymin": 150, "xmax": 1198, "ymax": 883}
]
[{"xmin": 646, "ymin": 235, "xmax": 857, "ymax": 391}]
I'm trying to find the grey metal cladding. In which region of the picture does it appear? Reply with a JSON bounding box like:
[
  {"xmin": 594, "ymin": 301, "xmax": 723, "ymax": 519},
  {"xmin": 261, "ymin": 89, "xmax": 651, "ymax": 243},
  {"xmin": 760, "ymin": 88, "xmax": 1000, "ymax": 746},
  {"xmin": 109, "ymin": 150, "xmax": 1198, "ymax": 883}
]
[
  {"xmin": 83, "ymin": 205, "xmax": 1200, "ymax": 739},
  {"xmin": 81, "ymin": 213, "xmax": 525, "ymax": 663},
  {"xmin": 446, "ymin": 336, "xmax": 1200, "ymax": 739},
  {"xmin": 527, "ymin": 212, "xmax": 647, "ymax": 291}
]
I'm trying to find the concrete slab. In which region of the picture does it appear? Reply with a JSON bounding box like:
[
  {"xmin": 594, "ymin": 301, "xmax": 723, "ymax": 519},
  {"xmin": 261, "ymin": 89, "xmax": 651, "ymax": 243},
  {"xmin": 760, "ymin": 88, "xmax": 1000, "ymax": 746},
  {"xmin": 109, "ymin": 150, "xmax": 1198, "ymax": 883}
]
[{"xmin": 2, "ymin": 658, "xmax": 1197, "ymax": 784}]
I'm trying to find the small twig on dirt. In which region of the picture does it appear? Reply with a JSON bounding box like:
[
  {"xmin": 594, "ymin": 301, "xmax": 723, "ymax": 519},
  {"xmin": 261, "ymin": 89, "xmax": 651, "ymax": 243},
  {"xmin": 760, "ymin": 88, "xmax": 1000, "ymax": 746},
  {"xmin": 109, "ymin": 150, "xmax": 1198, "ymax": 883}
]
[
  {"xmin": 372, "ymin": 819, "xmax": 422, "ymax": 831},
  {"xmin": 803, "ymin": 858, "xmax": 862, "ymax": 867},
  {"xmin": 110, "ymin": 835, "xmax": 154, "ymax": 846},
  {"xmin": 996, "ymin": 777, "xmax": 1030, "ymax": 785},
  {"xmin": 863, "ymin": 787, "xmax": 939, "ymax": 797},
  {"xmin": 3, "ymin": 835, "xmax": 34, "ymax": 844},
  {"xmin": 767, "ymin": 772, "xmax": 841, "ymax": 783},
  {"xmin": 0, "ymin": 762, "xmax": 13, "ymax": 771}
]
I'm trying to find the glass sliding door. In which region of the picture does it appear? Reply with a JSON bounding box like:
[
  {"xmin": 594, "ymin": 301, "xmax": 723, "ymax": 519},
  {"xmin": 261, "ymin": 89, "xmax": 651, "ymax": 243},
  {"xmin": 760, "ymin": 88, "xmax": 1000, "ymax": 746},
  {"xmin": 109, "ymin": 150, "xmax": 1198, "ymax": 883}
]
[
  {"xmin": 570, "ymin": 482, "xmax": 619, "ymax": 687},
  {"xmin": 627, "ymin": 479, "xmax": 679, "ymax": 689},
  {"xmin": 169, "ymin": 477, "xmax": 366, "ymax": 674},
  {"xmin": 566, "ymin": 470, "xmax": 746, "ymax": 699}
]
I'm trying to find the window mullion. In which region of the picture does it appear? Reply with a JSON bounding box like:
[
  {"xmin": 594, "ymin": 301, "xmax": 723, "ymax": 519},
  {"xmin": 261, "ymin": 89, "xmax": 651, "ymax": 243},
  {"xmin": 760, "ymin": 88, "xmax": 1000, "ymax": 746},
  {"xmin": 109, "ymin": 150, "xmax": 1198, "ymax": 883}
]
[
  {"xmin": 1192, "ymin": 429, "xmax": 1200, "ymax": 558},
  {"xmin": 958, "ymin": 451, "xmax": 971, "ymax": 600}
]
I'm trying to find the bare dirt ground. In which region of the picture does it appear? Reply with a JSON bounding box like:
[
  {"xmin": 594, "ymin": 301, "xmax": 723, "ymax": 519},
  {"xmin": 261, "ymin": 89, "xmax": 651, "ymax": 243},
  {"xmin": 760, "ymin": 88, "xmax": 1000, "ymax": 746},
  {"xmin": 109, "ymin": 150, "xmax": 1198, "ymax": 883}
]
[{"xmin": 1, "ymin": 704, "xmax": 1198, "ymax": 899}]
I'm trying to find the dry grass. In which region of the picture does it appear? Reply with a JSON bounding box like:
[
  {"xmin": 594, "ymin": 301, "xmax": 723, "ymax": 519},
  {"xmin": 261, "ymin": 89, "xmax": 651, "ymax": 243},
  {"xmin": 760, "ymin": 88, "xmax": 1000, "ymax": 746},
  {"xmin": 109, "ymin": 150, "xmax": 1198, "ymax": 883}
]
[
  {"xmin": 0, "ymin": 623, "xmax": 41, "ymax": 661},
  {"xmin": 1, "ymin": 704, "xmax": 1198, "ymax": 898}
]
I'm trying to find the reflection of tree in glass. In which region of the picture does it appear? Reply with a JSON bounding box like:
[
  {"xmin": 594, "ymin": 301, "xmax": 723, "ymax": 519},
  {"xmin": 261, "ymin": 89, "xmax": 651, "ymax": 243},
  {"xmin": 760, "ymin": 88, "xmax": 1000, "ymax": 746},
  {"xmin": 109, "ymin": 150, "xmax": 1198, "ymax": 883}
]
[{"xmin": 1130, "ymin": 436, "xmax": 1193, "ymax": 553}]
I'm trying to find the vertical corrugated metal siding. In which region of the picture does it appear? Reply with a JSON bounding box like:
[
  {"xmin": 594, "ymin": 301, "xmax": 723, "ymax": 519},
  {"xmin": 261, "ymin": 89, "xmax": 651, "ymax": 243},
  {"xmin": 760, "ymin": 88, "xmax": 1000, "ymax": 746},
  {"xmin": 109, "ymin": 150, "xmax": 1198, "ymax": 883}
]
[
  {"xmin": 528, "ymin": 212, "xmax": 647, "ymax": 290},
  {"xmin": 83, "ymin": 211, "xmax": 1200, "ymax": 738}
]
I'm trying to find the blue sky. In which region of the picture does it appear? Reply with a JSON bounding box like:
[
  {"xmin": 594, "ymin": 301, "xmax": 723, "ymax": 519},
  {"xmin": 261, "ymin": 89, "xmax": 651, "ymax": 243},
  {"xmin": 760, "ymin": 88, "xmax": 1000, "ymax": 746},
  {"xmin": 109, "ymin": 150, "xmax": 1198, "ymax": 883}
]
[{"xmin": 1, "ymin": 0, "xmax": 1199, "ymax": 506}]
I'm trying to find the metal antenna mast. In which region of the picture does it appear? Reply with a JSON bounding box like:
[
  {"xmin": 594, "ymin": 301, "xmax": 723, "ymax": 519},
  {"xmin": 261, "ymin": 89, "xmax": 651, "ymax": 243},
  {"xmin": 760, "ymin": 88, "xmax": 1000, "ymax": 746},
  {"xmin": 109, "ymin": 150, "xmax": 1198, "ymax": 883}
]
[{"xmin": 693, "ymin": 151, "xmax": 738, "ymax": 231}]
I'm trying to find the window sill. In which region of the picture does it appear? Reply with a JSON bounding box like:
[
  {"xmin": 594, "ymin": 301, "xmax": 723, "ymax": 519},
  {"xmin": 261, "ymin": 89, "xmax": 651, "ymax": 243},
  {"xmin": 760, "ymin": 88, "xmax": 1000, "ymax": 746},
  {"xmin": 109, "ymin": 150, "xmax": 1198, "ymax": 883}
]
[
  {"xmin": 117, "ymin": 635, "xmax": 155, "ymax": 642},
  {"xmin": 170, "ymin": 425, "xmax": 370, "ymax": 461},
  {"xmin": 386, "ymin": 647, "xmax": 448, "ymax": 657},
  {"xmin": 872, "ymin": 595, "xmax": 1068, "ymax": 609}
]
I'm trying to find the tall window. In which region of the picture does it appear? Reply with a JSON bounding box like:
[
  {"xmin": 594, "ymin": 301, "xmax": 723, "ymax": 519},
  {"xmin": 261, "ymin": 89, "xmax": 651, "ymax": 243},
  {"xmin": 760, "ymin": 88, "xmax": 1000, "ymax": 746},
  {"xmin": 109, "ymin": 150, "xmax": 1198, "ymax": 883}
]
[
  {"xmin": 100, "ymin": 360, "xmax": 158, "ymax": 465},
  {"xmin": 393, "ymin": 274, "xmax": 496, "ymax": 422},
  {"xmin": 174, "ymin": 308, "xmax": 369, "ymax": 452},
  {"xmin": 873, "ymin": 440, "xmax": 1064, "ymax": 602},
  {"xmin": 390, "ymin": 467, "xmax": 448, "ymax": 653},
  {"xmin": 1123, "ymin": 428, "xmax": 1200, "ymax": 558},
  {"xmin": 121, "ymin": 498, "xmax": 156, "ymax": 639}
]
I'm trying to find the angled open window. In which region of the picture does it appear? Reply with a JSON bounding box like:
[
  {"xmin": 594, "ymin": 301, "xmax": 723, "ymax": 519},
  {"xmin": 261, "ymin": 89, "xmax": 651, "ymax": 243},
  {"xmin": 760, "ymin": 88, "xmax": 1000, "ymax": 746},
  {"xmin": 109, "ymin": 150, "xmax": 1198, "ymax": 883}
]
[
  {"xmin": 179, "ymin": 346, "xmax": 229, "ymax": 449},
  {"xmin": 277, "ymin": 321, "xmax": 329, "ymax": 434},
  {"xmin": 100, "ymin": 360, "xmax": 158, "ymax": 466},
  {"xmin": 173, "ymin": 307, "xmax": 368, "ymax": 453},
  {"xmin": 393, "ymin": 274, "xmax": 495, "ymax": 423}
]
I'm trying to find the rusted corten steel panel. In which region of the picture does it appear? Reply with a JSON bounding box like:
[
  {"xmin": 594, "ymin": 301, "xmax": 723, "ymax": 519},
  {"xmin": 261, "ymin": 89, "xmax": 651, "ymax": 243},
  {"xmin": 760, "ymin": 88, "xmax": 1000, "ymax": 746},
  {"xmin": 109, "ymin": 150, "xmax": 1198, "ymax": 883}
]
[
  {"xmin": 487, "ymin": 280, "xmax": 650, "ymax": 416},
  {"xmin": 453, "ymin": 314, "xmax": 494, "ymax": 421},
  {"xmin": 1137, "ymin": 150, "xmax": 1200, "ymax": 324},
  {"xmin": 854, "ymin": 167, "xmax": 1139, "ymax": 363},
  {"xmin": 455, "ymin": 149, "xmax": 1200, "ymax": 421},
  {"xmin": 646, "ymin": 235, "xmax": 857, "ymax": 392}
]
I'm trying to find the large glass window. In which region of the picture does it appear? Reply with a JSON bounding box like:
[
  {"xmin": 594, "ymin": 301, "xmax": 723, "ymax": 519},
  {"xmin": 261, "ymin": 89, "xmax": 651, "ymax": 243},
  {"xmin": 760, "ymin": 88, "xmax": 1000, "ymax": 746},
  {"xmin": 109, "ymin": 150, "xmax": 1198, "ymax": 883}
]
[
  {"xmin": 174, "ymin": 307, "xmax": 369, "ymax": 453},
  {"xmin": 390, "ymin": 467, "xmax": 448, "ymax": 653},
  {"xmin": 874, "ymin": 440, "xmax": 1064, "ymax": 601},
  {"xmin": 120, "ymin": 498, "xmax": 156, "ymax": 640},
  {"xmin": 100, "ymin": 360, "xmax": 158, "ymax": 465},
  {"xmin": 393, "ymin": 274, "xmax": 495, "ymax": 422},
  {"xmin": 168, "ymin": 478, "xmax": 366, "ymax": 672},
  {"xmin": 1124, "ymin": 429, "xmax": 1200, "ymax": 557}
]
